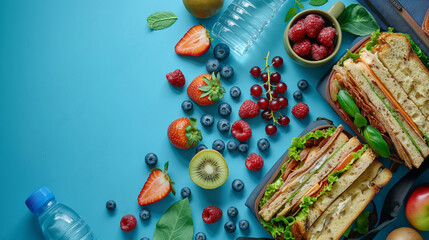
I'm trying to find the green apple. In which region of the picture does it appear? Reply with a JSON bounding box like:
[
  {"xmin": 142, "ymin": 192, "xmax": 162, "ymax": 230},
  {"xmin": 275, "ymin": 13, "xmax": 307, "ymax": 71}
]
[{"xmin": 182, "ymin": 0, "xmax": 224, "ymax": 19}]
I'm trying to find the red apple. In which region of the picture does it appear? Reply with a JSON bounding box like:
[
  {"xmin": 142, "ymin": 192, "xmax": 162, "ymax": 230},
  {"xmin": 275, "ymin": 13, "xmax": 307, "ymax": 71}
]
[{"xmin": 405, "ymin": 183, "xmax": 429, "ymax": 231}]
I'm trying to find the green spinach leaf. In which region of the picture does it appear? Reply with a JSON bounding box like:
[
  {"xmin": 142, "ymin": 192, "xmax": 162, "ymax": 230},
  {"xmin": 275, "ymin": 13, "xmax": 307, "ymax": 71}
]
[
  {"xmin": 338, "ymin": 4, "xmax": 379, "ymax": 36},
  {"xmin": 147, "ymin": 11, "xmax": 177, "ymax": 30},
  {"xmin": 153, "ymin": 198, "xmax": 193, "ymax": 240}
]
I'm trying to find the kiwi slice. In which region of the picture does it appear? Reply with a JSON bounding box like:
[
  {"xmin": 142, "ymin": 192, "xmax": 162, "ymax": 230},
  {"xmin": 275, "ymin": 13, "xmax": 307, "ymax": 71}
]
[{"xmin": 189, "ymin": 149, "xmax": 229, "ymax": 189}]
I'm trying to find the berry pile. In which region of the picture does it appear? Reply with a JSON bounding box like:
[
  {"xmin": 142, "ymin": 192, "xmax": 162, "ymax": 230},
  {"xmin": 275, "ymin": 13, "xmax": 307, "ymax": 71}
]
[
  {"xmin": 248, "ymin": 52, "xmax": 290, "ymax": 135},
  {"xmin": 288, "ymin": 14, "xmax": 337, "ymax": 61}
]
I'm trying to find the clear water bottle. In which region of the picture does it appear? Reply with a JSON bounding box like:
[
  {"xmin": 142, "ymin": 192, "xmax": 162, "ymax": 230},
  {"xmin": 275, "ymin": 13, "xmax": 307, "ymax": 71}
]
[
  {"xmin": 25, "ymin": 187, "xmax": 97, "ymax": 240},
  {"xmin": 211, "ymin": 0, "xmax": 287, "ymax": 56}
]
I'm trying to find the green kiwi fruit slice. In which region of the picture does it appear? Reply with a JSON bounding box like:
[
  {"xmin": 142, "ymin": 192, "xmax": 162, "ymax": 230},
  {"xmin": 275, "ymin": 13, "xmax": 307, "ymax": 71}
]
[{"xmin": 189, "ymin": 149, "xmax": 229, "ymax": 189}]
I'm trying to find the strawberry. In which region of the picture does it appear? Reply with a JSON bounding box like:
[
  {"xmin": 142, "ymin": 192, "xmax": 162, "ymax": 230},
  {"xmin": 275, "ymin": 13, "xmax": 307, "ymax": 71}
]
[
  {"xmin": 138, "ymin": 162, "xmax": 175, "ymax": 205},
  {"xmin": 175, "ymin": 25, "xmax": 211, "ymax": 56},
  {"xmin": 187, "ymin": 72, "xmax": 225, "ymax": 106},
  {"xmin": 168, "ymin": 117, "xmax": 202, "ymax": 149}
]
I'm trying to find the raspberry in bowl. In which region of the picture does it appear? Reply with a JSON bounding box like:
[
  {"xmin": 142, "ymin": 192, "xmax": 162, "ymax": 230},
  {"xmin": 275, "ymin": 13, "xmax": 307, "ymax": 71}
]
[{"xmin": 283, "ymin": 1, "xmax": 344, "ymax": 67}]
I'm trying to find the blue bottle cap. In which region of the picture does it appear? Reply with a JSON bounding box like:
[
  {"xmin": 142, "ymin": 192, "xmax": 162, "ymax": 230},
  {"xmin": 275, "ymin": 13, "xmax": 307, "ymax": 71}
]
[{"xmin": 25, "ymin": 187, "xmax": 55, "ymax": 214}]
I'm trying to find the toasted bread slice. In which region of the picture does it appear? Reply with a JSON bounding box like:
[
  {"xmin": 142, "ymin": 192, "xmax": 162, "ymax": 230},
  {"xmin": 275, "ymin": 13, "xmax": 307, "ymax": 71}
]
[
  {"xmin": 344, "ymin": 59, "xmax": 427, "ymax": 167},
  {"xmin": 304, "ymin": 161, "xmax": 392, "ymax": 240},
  {"xmin": 259, "ymin": 133, "xmax": 349, "ymax": 221},
  {"xmin": 372, "ymin": 32, "xmax": 429, "ymax": 118},
  {"xmin": 291, "ymin": 148, "xmax": 377, "ymax": 239},
  {"xmin": 360, "ymin": 49, "xmax": 429, "ymax": 139}
]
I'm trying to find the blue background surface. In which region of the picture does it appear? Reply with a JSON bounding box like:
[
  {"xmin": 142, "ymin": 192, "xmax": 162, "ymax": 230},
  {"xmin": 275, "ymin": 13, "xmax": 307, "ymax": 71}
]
[{"xmin": 0, "ymin": 0, "xmax": 428, "ymax": 239}]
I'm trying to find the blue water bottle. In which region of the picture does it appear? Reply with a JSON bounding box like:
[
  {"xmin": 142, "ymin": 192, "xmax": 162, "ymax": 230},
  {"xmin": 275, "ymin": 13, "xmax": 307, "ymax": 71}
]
[{"xmin": 25, "ymin": 187, "xmax": 97, "ymax": 240}]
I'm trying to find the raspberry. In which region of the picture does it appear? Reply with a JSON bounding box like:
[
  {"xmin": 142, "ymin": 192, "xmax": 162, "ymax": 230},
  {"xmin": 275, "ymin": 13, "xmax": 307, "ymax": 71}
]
[
  {"xmin": 327, "ymin": 45, "xmax": 335, "ymax": 56},
  {"xmin": 304, "ymin": 14, "xmax": 325, "ymax": 38},
  {"xmin": 202, "ymin": 206, "xmax": 223, "ymax": 224},
  {"xmin": 293, "ymin": 39, "xmax": 312, "ymax": 56},
  {"xmin": 245, "ymin": 153, "xmax": 264, "ymax": 171},
  {"xmin": 120, "ymin": 214, "xmax": 137, "ymax": 231},
  {"xmin": 288, "ymin": 21, "xmax": 306, "ymax": 42},
  {"xmin": 166, "ymin": 69, "xmax": 185, "ymax": 87},
  {"xmin": 317, "ymin": 27, "xmax": 336, "ymax": 47},
  {"xmin": 292, "ymin": 102, "xmax": 309, "ymax": 119},
  {"xmin": 239, "ymin": 100, "xmax": 259, "ymax": 119},
  {"xmin": 311, "ymin": 43, "xmax": 328, "ymax": 60},
  {"xmin": 231, "ymin": 120, "xmax": 252, "ymax": 141}
]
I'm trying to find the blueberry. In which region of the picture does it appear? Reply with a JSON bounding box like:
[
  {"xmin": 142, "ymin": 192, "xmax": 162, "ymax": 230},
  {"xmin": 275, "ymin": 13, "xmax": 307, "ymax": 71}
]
[
  {"xmin": 145, "ymin": 153, "xmax": 158, "ymax": 166},
  {"xmin": 180, "ymin": 187, "xmax": 191, "ymax": 199},
  {"xmin": 106, "ymin": 200, "xmax": 116, "ymax": 210},
  {"xmin": 200, "ymin": 114, "xmax": 214, "ymax": 127},
  {"xmin": 227, "ymin": 140, "xmax": 238, "ymax": 151},
  {"xmin": 227, "ymin": 206, "xmax": 238, "ymax": 218},
  {"xmin": 230, "ymin": 86, "xmax": 241, "ymax": 98},
  {"xmin": 196, "ymin": 144, "xmax": 207, "ymax": 153},
  {"xmin": 238, "ymin": 143, "xmax": 249, "ymax": 153},
  {"xmin": 217, "ymin": 119, "xmax": 230, "ymax": 132},
  {"xmin": 139, "ymin": 209, "xmax": 150, "ymax": 220},
  {"xmin": 218, "ymin": 102, "xmax": 232, "ymax": 117},
  {"xmin": 220, "ymin": 65, "xmax": 234, "ymax": 79},
  {"xmin": 224, "ymin": 221, "xmax": 236, "ymax": 233},
  {"xmin": 257, "ymin": 138, "xmax": 270, "ymax": 151},
  {"xmin": 195, "ymin": 232, "xmax": 207, "ymax": 240},
  {"xmin": 239, "ymin": 219, "xmax": 249, "ymax": 230},
  {"xmin": 212, "ymin": 139, "xmax": 225, "ymax": 152},
  {"xmin": 181, "ymin": 100, "xmax": 193, "ymax": 112},
  {"xmin": 206, "ymin": 59, "xmax": 221, "ymax": 73},
  {"xmin": 293, "ymin": 91, "xmax": 303, "ymax": 100},
  {"xmin": 213, "ymin": 43, "xmax": 230, "ymax": 61},
  {"xmin": 232, "ymin": 179, "xmax": 245, "ymax": 192},
  {"xmin": 297, "ymin": 79, "xmax": 309, "ymax": 91},
  {"xmin": 140, "ymin": 238, "xmax": 150, "ymax": 240}
]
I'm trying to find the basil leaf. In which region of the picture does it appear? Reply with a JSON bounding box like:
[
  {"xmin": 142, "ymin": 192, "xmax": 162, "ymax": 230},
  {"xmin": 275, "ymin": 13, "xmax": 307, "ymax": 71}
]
[
  {"xmin": 147, "ymin": 11, "xmax": 177, "ymax": 30},
  {"xmin": 153, "ymin": 198, "xmax": 193, "ymax": 240},
  {"xmin": 285, "ymin": 7, "xmax": 297, "ymax": 22},
  {"xmin": 354, "ymin": 112, "xmax": 368, "ymax": 128},
  {"xmin": 309, "ymin": 0, "xmax": 328, "ymax": 6},
  {"xmin": 355, "ymin": 211, "xmax": 371, "ymax": 234},
  {"xmin": 337, "ymin": 90, "xmax": 360, "ymax": 118},
  {"xmin": 363, "ymin": 125, "xmax": 390, "ymax": 158},
  {"xmin": 338, "ymin": 4, "xmax": 379, "ymax": 36}
]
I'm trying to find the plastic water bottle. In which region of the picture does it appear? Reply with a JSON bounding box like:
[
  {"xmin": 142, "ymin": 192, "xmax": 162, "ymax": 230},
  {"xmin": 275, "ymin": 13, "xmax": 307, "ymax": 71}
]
[
  {"xmin": 211, "ymin": 0, "xmax": 287, "ymax": 56},
  {"xmin": 25, "ymin": 187, "xmax": 97, "ymax": 240}
]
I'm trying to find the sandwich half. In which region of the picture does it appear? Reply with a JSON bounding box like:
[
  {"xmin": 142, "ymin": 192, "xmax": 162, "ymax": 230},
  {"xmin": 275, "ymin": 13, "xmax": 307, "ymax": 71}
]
[
  {"xmin": 330, "ymin": 30, "xmax": 429, "ymax": 168},
  {"xmin": 258, "ymin": 125, "xmax": 392, "ymax": 240}
]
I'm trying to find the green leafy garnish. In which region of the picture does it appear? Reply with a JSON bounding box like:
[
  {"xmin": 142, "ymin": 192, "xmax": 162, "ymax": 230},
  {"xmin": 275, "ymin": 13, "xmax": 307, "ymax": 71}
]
[
  {"xmin": 285, "ymin": 6, "xmax": 298, "ymax": 22},
  {"xmin": 354, "ymin": 211, "xmax": 371, "ymax": 234},
  {"xmin": 153, "ymin": 198, "xmax": 193, "ymax": 240},
  {"xmin": 261, "ymin": 216, "xmax": 295, "ymax": 239},
  {"xmin": 338, "ymin": 49, "xmax": 360, "ymax": 66},
  {"xmin": 288, "ymin": 127, "xmax": 336, "ymax": 162},
  {"xmin": 337, "ymin": 90, "xmax": 360, "ymax": 117},
  {"xmin": 354, "ymin": 112, "xmax": 368, "ymax": 128},
  {"xmin": 401, "ymin": 33, "xmax": 429, "ymax": 70},
  {"xmin": 147, "ymin": 11, "xmax": 178, "ymax": 30},
  {"xmin": 338, "ymin": 4, "xmax": 380, "ymax": 36},
  {"xmin": 260, "ymin": 174, "xmax": 285, "ymax": 207},
  {"xmin": 364, "ymin": 29, "xmax": 381, "ymax": 52},
  {"xmin": 423, "ymin": 131, "xmax": 429, "ymax": 146},
  {"xmin": 285, "ymin": 0, "xmax": 329, "ymax": 22},
  {"xmin": 387, "ymin": 27, "xmax": 394, "ymax": 33},
  {"xmin": 309, "ymin": 0, "xmax": 328, "ymax": 6}
]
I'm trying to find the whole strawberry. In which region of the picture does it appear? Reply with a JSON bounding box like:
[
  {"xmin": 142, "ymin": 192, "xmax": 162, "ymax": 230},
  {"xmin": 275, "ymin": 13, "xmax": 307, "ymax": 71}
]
[
  {"xmin": 202, "ymin": 206, "xmax": 223, "ymax": 224},
  {"xmin": 231, "ymin": 120, "xmax": 252, "ymax": 141},
  {"xmin": 239, "ymin": 100, "xmax": 259, "ymax": 119},
  {"xmin": 187, "ymin": 72, "xmax": 225, "ymax": 106},
  {"xmin": 292, "ymin": 102, "xmax": 309, "ymax": 119},
  {"xmin": 166, "ymin": 69, "xmax": 185, "ymax": 87},
  {"xmin": 138, "ymin": 162, "xmax": 175, "ymax": 205},
  {"xmin": 168, "ymin": 117, "xmax": 202, "ymax": 149},
  {"xmin": 245, "ymin": 153, "xmax": 264, "ymax": 171}
]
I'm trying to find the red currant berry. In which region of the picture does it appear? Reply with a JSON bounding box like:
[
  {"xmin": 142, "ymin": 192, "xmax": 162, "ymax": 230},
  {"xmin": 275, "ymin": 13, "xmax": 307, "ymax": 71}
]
[
  {"xmin": 261, "ymin": 73, "xmax": 269, "ymax": 82},
  {"xmin": 272, "ymin": 56, "xmax": 284, "ymax": 68},
  {"xmin": 279, "ymin": 116, "xmax": 290, "ymax": 126},
  {"xmin": 257, "ymin": 98, "xmax": 269, "ymax": 110},
  {"xmin": 250, "ymin": 66, "xmax": 261, "ymax": 77},
  {"xmin": 278, "ymin": 96, "xmax": 288, "ymax": 109},
  {"xmin": 261, "ymin": 110, "xmax": 272, "ymax": 121},
  {"xmin": 270, "ymin": 72, "xmax": 281, "ymax": 84},
  {"xmin": 275, "ymin": 82, "xmax": 287, "ymax": 94},
  {"xmin": 263, "ymin": 83, "xmax": 269, "ymax": 90},
  {"xmin": 265, "ymin": 124, "xmax": 277, "ymax": 135},
  {"xmin": 250, "ymin": 84, "xmax": 263, "ymax": 97},
  {"xmin": 267, "ymin": 91, "xmax": 278, "ymax": 99},
  {"xmin": 268, "ymin": 100, "xmax": 280, "ymax": 111}
]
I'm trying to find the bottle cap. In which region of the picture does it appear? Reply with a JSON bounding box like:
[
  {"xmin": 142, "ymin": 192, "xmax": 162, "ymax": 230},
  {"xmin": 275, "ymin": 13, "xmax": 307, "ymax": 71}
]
[{"xmin": 25, "ymin": 187, "xmax": 55, "ymax": 214}]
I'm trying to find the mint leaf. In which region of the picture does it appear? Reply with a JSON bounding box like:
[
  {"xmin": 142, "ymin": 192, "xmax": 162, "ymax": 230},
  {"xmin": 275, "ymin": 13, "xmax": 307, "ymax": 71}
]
[
  {"xmin": 285, "ymin": 7, "xmax": 297, "ymax": 22},
  {"xmin": 297, "ymin": 1, "xmax": 304, "ymax": 9},
  {"xmin": 309, "ymin": 0, "xmax": 328, "ymax": 6},
  {"xmin": 147, "ymin": 11, "xmax": 177, "ymax": 30},
  {"xmin": 153, "ymin": 198, "xmax": 193, "ymax": 240}
]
